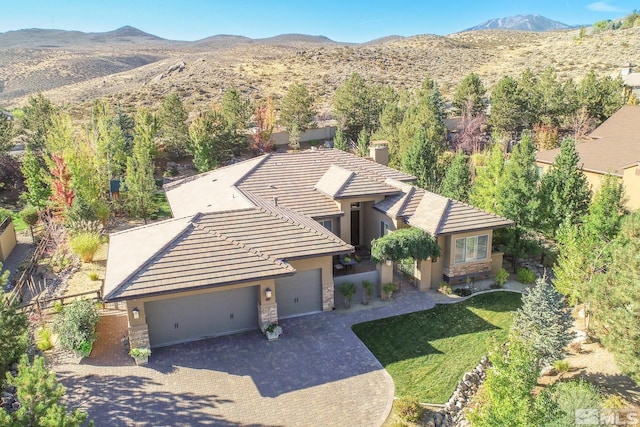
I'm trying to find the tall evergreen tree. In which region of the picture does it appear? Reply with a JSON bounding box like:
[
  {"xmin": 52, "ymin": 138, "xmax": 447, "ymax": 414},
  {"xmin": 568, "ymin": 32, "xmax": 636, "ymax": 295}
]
[
  {"xmin": 221, "ymin": 87, "xmax": 251, "ymax": 155},
  {"xmin": 333, "ymin": 73, "xmax": 383, "ymax": 140},
  {"xmin": 401, "ymin": 128, "xmax": 443, "ymax": 192},
  {"xmin": 512, "ymin": 278, "xmax": 574, "ymax": 366},
  {"xmin": 0, "ymin": 111, "xmax": 14, "ymax": 155},
  {"xmin": 496, "ymin": 131, "xmax": 540, "ymax": 267},
  {"xmin": 356, "ymin": 127, "xmax": 370, "ymax": 157},
  {"xmin": 188, "ymin": 110, "xmax": 233, "ymax": 172},
  {"xmin": 583, "ymin": 174, "xmax": 626, "ymax": 241},
  {"xmin": 539, "ymin": 138, "xmax": 592, "ymax": 238},
  {"xmin": 20, "ymin": 144, "xmax": 51, "ymax": 208},
  {"xmin": 488, "ymin": 75, "xmax": 524, "ymax": 133},
  {"xmin": 280, "ymin": 82, "xmax": 316, "ymax": 146},
  {"xmin": 440, "ymin": 151, "xmax": 471, "ymax": 202},
  {"xmin": 0, "ymin": 281, "xmax": 28, "ymax": 382},
  {"xmin": 158, "ymin": 93, "xmax": 189, "ymax": 161},
  {"xmin": 333, "ymin": 127, "xmax": 348, "ymax": 151},
  {"xmin": 21, "ymin": 93, "xmax": 56, "ymax": 155},
  {"xmin": 125, "ymin": 110, "xmax": 157, "ymax": 223},
  {"xmin": 469, "ymin": 141, "xmax": 505, "ymax": 214},
  {"xmin": 517, "ymin": 68, "xmax": 542, "ymax": 128},
  {"xmin": 453, "ymin": 72, "xmax": 487, "ymax": 117}
]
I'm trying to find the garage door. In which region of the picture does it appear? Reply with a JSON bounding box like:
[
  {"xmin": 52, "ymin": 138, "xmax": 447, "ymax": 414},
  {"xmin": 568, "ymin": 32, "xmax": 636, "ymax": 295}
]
[
  {"xmin": 276, "ymin": 269, "xmax": 322, "ymax": 318},
  {"xmin": 145, "ymin": 286, "xmax": 258, "ymax": 348}
]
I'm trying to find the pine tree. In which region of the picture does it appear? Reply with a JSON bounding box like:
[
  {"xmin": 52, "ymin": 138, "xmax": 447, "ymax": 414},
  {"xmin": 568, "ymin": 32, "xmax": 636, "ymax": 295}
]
[
  {"xmin": 158, "ymin": 93, "xmax": 189, "ymax": 161},
  {"xmin": 440, "ymin": 151, "xmax": 471, "ymax": 201},
  {"xmin": 20, "ymin": 144, "xmax": 51, "ymax": 208},
  {"xmin": 221, "ymin": 87, "xmax": 251, "ymax": 155},
  {"xmin": 591, "ymin": 211, "xmax": 640, "ymax": 383},
  {"xmin": 280, "ymin": 82, "xmax": 316, "ymax": 147},
  {"xmin": 488, "ymin": 75, "xmax": 524, "ymax": 133},
  {"xmin": 22, "ymin": 93, "xmax": 56, "ymax": 155},
  {"xmin": 539, "ymin": 138, "xmax": 592, "ymax": 238},
  {"xmin": 583, "ymin": 174, "xmax": 625, "ymax": 241},
  {"xmin": 333, "ymin": 73, "xmax": 384, "ymax": 140},
  {"xmin": 187, "ymin": 110, "xmax": 233, "ymax": 172},
  {"xmin": 333, "ymin": 127, "xmax": 348, "ymax": 151},
  {"xmin": 0, "ymin": 111, "xmax": 14, "ymax": 155},
  {"xmin": 4, "ymin": 355, "xmax": 90, "ymax": 426},
  {"xmin": 0, "ymin": 282, "xmax": 28, "ymax": 382},
  {"xmin": 512, "ymin": 279, "xmax": 574, "ymax": 366},
  {"xmin": 356, "ymin": 127, "xmax": 370, "ymax": 157},
  {"xmin": 453, "ymin": 72, "xmax": 487, "ymax": 117},
  {"xmin": 125, "ymin": 111, "xmax": 157, "ymax": 223},
  {"xmin": 469, "ymin": 141, "xmax": 505, "ymax": 214},
  {"xmin": 401, "ymin": 128, "xmax": 443, "ymax": 192},
  {"xmin": 496, "ymin": 131, "xmax": 540, "ymax": 268}
]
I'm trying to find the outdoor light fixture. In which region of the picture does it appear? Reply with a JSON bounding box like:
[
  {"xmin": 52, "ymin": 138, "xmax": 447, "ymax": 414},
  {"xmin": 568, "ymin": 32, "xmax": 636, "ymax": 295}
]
[
  {"xmin": 132, "ymin": 307, "xmax": 140, "ymax": 319},
  {"xmin": 265, "ymin": 288, "xmax": 272, "ymax": 300},
  {"xmin": 385, "ymin": 257, "xmax": 392, "ymax": 267}
]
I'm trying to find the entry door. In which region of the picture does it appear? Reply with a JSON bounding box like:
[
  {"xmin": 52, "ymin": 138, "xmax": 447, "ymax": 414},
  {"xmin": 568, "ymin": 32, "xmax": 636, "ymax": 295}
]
[{"xmin": 351, "ymin": 210, "xmax": 360, "ymax": 246}]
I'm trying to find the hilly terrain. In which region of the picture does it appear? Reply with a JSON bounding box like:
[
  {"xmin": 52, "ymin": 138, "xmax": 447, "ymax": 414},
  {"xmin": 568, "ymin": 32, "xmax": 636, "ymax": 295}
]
[
  {"xmin": 0, "ymin": 24, "xmax": 638, "ymax": 115},
  {"xmin": 465, "ymin": 14, "xmax": 576, "ymax": 32}
]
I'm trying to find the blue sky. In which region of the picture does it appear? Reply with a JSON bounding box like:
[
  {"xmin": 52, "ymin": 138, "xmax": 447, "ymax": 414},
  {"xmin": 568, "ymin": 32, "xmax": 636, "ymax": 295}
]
[{"xmin": 0, "ymin": 0, "xmax": 636, "ymax": 42}]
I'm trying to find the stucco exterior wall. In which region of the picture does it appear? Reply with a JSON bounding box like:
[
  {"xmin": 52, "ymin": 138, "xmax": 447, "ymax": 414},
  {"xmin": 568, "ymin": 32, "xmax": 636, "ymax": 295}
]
[
  {"xmin": 622, "ymin": 165, "xmax": 640, "ymax": 210},
  {"xmin": 0, "ymin": 219, "xmax": 16, "ymax": 262},
  {"xmin": 442, "ymin": 230, "xmax": 494, "ymax": 283}
]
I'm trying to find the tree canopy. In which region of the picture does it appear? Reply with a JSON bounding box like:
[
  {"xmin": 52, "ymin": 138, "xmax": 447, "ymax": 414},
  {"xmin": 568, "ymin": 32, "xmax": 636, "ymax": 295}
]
[{"xmin": 371, "ymin": 227, "xmax": 441, "ymax": 263}]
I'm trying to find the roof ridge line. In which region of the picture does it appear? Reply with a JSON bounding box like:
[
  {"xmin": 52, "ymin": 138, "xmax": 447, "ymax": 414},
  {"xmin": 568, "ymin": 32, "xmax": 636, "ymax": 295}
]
[
  {"xmin": 397, "ymin": 186, "xmax": 416, "ymax": 217},
  {"xmin": 433, "ymin": 199, "xmax": 451, "ymax": 236},
  {"xmin": 232, "ymin": 153, "xmax": 272, "ymax": 187}
]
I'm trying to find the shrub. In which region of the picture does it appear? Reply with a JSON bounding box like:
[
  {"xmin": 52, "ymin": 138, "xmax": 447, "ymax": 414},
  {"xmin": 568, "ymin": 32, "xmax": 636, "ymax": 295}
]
[
  {"xmin": 129, "ymin": 347, "xmax": 151, "ymax": 358},
  {"xmin": 0, "ymin": 207, "xmax": 12, "ymax": 222},
  {"xmin": 454, "ymin": 288, "xmax": 473, "ymax": 297},
  {"xmin": 53, "ymin": 300, "xmax": 64, "ymax": 313},
  {"xmin": 69, "ymin": 232, "xmax": 101, "ymax": 263},
  {"xmin": 36, "ymin": 326, "xmax": 53, "ymax": 351},
  {"xmin": 439, "ymin": 282, "xmax": 452, "ymax": 295},
  {"xmin": 517, "ymin": 268, "xmax": 536, "ymax": 284},
  {"xmin": 494, "ymin": 268, "xmax": 509, "ymax": 287},
  {"xmin": 53, "ymin": 299, "xmax": 99, "ymax": 355},
  {"xmin": 382, "ymin": 282, "xmax": 397, "ymax": 300},
  {"xmin": 19, "ymin": 205, "xmax": 40, "ymax": 226},
  {"xmin": 339, "ymin": 282, "xmax": 356, "ymax": 308},
  {"xmin": 395, "ymin": 397, "xmax": 424, "ymax": 423},
  {"xmin": 88, "ymin": 271, "xmax": 99, "ymax": 281},
  {"xmin": 552, "ymin": 360, "xmax": 570, "ymax": 374},
  {"xmin": 361, "ymin": 280, "xmax": 374, "ymax": 304}
]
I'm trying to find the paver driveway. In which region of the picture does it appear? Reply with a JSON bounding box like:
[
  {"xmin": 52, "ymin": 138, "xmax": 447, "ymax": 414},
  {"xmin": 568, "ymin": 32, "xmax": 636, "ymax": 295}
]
[{"xmin": 53, "ymin": 288, "xmax": 436, "ymax": 427}]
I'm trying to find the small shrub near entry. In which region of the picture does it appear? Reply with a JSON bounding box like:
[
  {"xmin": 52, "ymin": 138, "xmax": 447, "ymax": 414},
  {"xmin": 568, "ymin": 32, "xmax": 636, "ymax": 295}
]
[
  {"xmin": 382, "ymin": 282, "xmax": 397, "ymax": 300},
  {"xmin": 361, "ymin": 280, "xmax": 374, "ymax": 304},
  {"xmin": 439, "ymin": 282, "xmax": 452, "ymax": 295},
  {"xmin": 129, "ymin": 348, "xmax": 152, "ymax": 358},
  {"xmin": 517, "ymin": 267, "xmax": 536, "ymax": 284},
  {"xmin": 69, "ymin": 232, "xmax": 101, "ymax": 263},
  {"xmin": 339, "ymin": 282, "xmax": 356, "ymax": 308},
  {"xmin": 395, "ymin": 397, "xmax": 424, "ymax": 423},
  {"xmin": 454, "ymin": 288, "xmax": 473, "ymax": 297},
  {"xmin": 494, "ymin": 268, "xmax": 509, "ymax": 287},
  {"xmin": 53, "ymin": 299, "xmax": 100, "ymax": 355},
  {"xmin": 88, "ymin": 271, "xmax": 99, "ymax": 281},
  {"xmin": 36, "ymin": 327, "xmax": 53, "ymax": 351}
]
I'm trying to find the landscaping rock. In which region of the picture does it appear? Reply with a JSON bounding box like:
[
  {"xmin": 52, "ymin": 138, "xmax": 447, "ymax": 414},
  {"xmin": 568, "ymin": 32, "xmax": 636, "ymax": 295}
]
[{"xmin": 541, "ymin": 365, "xmax": 557, "ymax": 376}]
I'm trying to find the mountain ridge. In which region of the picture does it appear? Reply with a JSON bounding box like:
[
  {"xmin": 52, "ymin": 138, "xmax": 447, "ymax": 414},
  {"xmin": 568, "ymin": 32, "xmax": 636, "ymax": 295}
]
[{"xmin": 465, "ymin": 14, "xmax": 578, "ymax": 32}]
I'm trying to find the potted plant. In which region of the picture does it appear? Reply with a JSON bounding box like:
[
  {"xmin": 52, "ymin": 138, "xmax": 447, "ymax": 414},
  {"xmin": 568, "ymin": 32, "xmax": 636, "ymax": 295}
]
[
  {"xmin": 382, "ymin": 282, "xmax": 397, "ymax": 300},
  {"xmin": 129, "ymin": 347, "xmax": 151, "ymax": 365},
  {"xmin": 263, "ymin": 322, "xmax": 283, "ymax": 341}
]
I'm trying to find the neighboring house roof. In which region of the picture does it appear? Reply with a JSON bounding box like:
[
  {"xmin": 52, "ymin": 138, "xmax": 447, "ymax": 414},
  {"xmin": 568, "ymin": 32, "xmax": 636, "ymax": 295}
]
[
  {"xmin": 103, "ymin": 207, "xmax": 352, "ymax": 301},
  {"xmin": 375, "ymin": 184, "xmax": 513, "ymax": 236},
  {"xmin": 536, "ymin": 105, "xmax": 640, "ymax": 176}
]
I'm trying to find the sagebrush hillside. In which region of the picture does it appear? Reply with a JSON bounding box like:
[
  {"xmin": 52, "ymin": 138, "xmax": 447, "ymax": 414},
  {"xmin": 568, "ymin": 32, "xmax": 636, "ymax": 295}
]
[{"xmin": 0, "ymin": 25, "xmax": 638, "ymax": 114}]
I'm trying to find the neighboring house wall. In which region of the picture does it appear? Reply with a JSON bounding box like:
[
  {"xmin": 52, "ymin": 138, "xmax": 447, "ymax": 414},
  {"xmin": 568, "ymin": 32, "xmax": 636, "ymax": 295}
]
[
  {"xmin": 538, "ymin": 162, "xmax": 640, "ymax": 210},
  {"xmin": 0, "ymin": 219, "xmax": 16, "ymax": 262},
  {"xmin": 268, "ymin": 126, "xmax": 337, "ymax": 146}
]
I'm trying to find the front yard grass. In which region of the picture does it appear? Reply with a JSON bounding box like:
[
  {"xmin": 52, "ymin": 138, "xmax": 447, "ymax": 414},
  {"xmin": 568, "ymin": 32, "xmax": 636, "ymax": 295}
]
[{"xmin": 352, "ymin": 292, "xmax": 522, "ymax": 403}]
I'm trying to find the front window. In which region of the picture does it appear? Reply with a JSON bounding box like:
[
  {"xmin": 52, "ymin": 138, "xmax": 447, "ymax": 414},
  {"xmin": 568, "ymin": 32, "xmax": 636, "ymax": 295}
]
[
  {"xmin": 318, "ymin": 219, "xmax": 333, "ymax": 233},
  {"xmin": 454, "ymin": 235, "xmax": 488, "ymax": 263},
  {"xmin": 380, "ymin": 221, "xmax": 390, "ymax": 237}
]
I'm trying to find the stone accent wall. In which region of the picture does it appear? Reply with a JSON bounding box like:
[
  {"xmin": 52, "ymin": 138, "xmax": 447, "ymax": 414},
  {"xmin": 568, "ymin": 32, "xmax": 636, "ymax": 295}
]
[
  {"xmin": 258, "ymin": 302, "xmax": 278, "ymax": 329},
  {"xmin": 322, "ymin": 282, "xmax": 334, "ymax": 311},
  {"xmin": 128, "ymin": 324, "xmax": 150, "ymax": 350},
  {"xmin": 443, "ymin": 260, "xmax": 492, "ymax": 282}
]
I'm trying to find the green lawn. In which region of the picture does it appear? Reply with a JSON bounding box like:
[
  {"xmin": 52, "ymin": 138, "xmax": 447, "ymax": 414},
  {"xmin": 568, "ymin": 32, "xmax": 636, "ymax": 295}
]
[
  {"xmin": 352, "ymin": 292, "xmax": 522, "ymax": 403},
  {"xmin": 154, "ymin": 191, "xmax": 172, "ymax": 219}
]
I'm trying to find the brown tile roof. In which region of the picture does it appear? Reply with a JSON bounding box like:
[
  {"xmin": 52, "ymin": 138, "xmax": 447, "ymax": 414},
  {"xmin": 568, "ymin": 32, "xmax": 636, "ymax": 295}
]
[
  {"xmin": 236, "ymin": 150, "xmax": 413, "ymax": 217},
  {"xmin": 375, "ymin": 185, "xmax": 513, "ymax": 236},
  {"xmin": 536, "ymin": 105, "xmax": 640, "ymax": 176},
  {"xmin": 103, "ymin": 207, "xmax": 353, "ymax": 301}
]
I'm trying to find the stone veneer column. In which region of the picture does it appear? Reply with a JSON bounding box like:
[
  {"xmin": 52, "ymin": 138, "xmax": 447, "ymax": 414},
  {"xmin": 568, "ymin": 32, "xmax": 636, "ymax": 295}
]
[
  {"xmin": 128, "ymin": 324, "xmax": 150, "ymax": 351},
  {"xmin": 322, "ymin": 281, "xmax": 334, "ymax": 311},
  {"xmin": 258, "ymin": 302, "xmax": 278, "ymax": 329}
]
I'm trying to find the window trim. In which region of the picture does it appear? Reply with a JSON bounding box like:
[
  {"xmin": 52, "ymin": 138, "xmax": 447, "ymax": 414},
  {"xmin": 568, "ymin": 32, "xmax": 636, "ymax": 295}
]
[
  {"xmin": 380, "ymin": 221, "xmax": 390, "ymax": 237},
  {"xmin": 318, "ymin": 219, "xmax": 333, "ymax": 233},
  {"xmin": 454, "ymin": 234, "xmax": 489, "ymax": 264}
]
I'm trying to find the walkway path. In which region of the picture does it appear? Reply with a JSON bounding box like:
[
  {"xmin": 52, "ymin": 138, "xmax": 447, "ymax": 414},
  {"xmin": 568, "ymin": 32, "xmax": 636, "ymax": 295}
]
[{"xmin": 52, "ymin": 288, "xmax": 436, "ymax": 427}]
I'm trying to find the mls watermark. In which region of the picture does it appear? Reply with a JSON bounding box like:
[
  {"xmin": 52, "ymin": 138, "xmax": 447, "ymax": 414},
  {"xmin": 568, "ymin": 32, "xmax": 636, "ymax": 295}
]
[{"xmin": 576, "ymin": 409, "xmax": 639, "ymax": 425}]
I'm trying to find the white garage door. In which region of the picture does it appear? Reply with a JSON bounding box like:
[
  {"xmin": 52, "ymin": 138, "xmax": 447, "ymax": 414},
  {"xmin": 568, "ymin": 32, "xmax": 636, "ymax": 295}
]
[
  {"xmin": 276, "ymin": 269, "xmax": 323, "ymax": 318},
  {"xmin": 145, "ymin": 286, "xmax": 258, "ymax": 348}
]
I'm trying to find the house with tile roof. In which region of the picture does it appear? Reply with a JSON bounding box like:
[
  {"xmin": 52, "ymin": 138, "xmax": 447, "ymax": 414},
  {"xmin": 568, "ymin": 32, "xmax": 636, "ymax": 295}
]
[
  {"xmin": 104, "ymin": 147, "xmax": 512, "ymax": 350},
  {"xmin": 536, "ymin": 105, "xmax": 640, "ymax": 210}
]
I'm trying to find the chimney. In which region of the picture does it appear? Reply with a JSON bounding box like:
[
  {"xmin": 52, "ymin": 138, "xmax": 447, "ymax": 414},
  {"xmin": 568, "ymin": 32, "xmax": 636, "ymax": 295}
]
[
  {"xmin": 273, "ymin": 196, "xmax": 278, "ymax": 206},
  {"xmin": 369, "ymin": 141, "xmax": 389, "ymax": 166}
]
